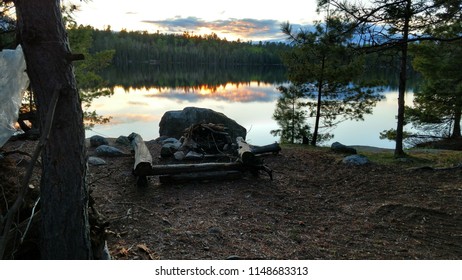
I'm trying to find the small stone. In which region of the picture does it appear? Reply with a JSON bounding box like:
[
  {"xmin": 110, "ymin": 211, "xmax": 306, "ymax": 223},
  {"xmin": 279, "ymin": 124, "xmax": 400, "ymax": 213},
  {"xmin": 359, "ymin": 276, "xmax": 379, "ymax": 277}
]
[
  {"xmin": 397, "ymin": 157, "xmax": 413, "ymax": 163},
  {"xmin": 95, "ymin": 145, "xmax": 126, "ymax": 157},
  {"xmin": 90, "ymin": 135, "xmax": 108, "ymax": 147},
  {"xmin": 160, "ymin": 142, "xmax": 182, "ymax": 157},
  {"xmin": 174, "ymin": 151, "xmax": 185, "ymax": 160},
  {"xmin": 88, "ymin": 156, "xmax": 107, "ymax": 166},
  {"xmin": 162, "ymin": 137, "xmax": 180, "ymax": 145},
  {"xmin": 116, "ymin": 135, "xmax": 131, "ymax": 146},
  {"xmin": 185, "ymin": 151, "xmax": 204, "ymax": 160},
  {"xmin": 208, "ymin": 227, "xmax": 222, "ymax": 235},
  {"xmin": 342, "ymin": 154, "xmax": 369, "ymax": 165}
]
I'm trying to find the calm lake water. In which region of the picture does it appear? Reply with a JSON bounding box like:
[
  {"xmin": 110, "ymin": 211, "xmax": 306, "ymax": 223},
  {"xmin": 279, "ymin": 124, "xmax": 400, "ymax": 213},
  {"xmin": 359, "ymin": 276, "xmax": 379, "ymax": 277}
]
[{"xmin": 86, "ymin": 80, "xmax": 414, "ymax": 148}]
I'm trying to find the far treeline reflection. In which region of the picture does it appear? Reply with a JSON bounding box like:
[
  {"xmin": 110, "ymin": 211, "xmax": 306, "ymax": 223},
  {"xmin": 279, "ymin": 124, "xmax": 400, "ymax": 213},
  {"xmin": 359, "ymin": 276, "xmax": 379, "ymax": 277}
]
[
  {"xmin": 100, "ymin": 63, "xmax": 419, "ymax": 91},
  {"xmin": 100, "ymin": 64, "xmax": 289, "ymax": 90}
]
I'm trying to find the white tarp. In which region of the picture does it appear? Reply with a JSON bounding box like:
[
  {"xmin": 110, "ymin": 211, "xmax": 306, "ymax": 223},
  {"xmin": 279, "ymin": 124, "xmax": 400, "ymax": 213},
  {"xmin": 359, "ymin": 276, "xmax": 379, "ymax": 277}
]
[{"xmin": 0, "ymin": 45, "xmax": 30, "ymax": 147}]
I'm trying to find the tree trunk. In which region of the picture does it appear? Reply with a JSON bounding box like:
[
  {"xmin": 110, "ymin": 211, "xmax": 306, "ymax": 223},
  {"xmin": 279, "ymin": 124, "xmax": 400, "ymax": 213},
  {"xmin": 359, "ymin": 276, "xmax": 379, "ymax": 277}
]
[
  {"xmin": 311, "ymin": 55, "xmax": 326, "ymax": 146},
  {"xmin": 14, "ymin": 0, "xmax": 92, "ymax": 259},
  {"xmin": 394, "ymin": 0, "xmax": 412, "ymax": 158},
  {"xmin": 452, "ymin": 104, "xmax": 461, "ymax": 138}
]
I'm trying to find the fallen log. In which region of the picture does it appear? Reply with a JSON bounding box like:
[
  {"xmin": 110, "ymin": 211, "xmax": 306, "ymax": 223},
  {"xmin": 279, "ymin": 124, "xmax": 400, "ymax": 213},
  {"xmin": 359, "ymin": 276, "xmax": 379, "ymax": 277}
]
[
  {"xmin": 128, "ymin": 132, "xmax": 153, "ymax": 175},
  {"xmin": 129, "ymin": 134, "xmax": 275, "ymax": 185},
  {"xmin": 236, "ymin": 137, "xmax": 259, "ymax": 165},
  {"xmin": 143, "ymin": 162, "xmax": 244, "ymax": 176},
  {"xmin": 250, "ymin": 142, "xmax": 281, "ymax": 155},
  {"xmin": 128, "ymin": 133, "xmax": 153, "ymax": 187}
]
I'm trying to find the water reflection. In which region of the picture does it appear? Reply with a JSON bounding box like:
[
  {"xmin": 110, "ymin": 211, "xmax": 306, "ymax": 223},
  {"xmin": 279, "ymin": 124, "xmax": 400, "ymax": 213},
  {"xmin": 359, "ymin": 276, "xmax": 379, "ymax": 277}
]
[
  {"xmin": 101, "ymin": 64, "xmax": 288, "ymax": 90},
  {"xmin": 143, "ymin": 82, "xmax": 279, "ymax": 103},
  {"xmin": 86, "ymin": 82, "xmax": 282, "ymax": 145},
  {"xmin": 86, "ymin": 81, "xmax": 412, "ymax": 148}
]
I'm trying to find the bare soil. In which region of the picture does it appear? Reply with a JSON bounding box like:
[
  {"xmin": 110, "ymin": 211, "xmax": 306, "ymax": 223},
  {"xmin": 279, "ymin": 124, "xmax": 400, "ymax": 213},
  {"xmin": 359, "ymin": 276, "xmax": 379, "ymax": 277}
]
[{"xmin": 1, "ymin": 139, "xmax": 462, "ymax": 259}]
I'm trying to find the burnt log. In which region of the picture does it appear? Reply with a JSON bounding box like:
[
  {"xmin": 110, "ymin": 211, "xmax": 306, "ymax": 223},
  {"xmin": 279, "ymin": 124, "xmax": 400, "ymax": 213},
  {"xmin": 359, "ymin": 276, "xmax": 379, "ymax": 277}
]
[
  {"xmin": 237, "ymin": 137, "xmax": 259, "ymax": 165},
  {"xmin": 144, "ymin": 162, "xmax": 244, "ymax": 176},
  {"xmin": 130, "ymin": 134, "xmax": 275, "ymax": 185},
  {"xmin": 128, "ymin": 133, "xmax": 153, "ymax": 175},
  {"xmin": 250, "ymin": 142, "xmax": 281, "ymax": 155},
  {"xmin": 128, "ymin": 133, "xmax": 153, "ymax": 187}
]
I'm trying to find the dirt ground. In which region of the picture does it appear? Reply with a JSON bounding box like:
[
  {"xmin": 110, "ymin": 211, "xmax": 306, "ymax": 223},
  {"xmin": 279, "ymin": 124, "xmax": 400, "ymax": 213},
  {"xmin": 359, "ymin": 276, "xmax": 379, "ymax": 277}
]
[{"xmin": 1, "ymin": 138, "xmax": 462, "ymax": 259}]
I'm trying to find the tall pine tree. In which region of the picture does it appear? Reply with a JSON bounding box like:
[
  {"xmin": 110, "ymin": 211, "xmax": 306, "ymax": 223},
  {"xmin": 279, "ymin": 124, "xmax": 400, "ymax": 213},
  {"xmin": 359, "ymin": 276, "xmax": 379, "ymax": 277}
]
[{"xmin": 280, "ymin": 15, "xmax": 383, "ymax": 146}]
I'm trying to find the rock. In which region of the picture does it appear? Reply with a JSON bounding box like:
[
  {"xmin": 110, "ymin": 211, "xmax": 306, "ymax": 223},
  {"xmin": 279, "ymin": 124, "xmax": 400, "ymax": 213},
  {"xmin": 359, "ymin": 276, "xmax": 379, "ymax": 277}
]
[
  {"xmin": 160, "ymin": 142, "xmax": 182, "ymax": 158},
  {"xmin": 87, "ymin": 156, "xmax": 107, "ymax": 166},
  {"xmin": 116, "ymin": 135, "xmax": 131, "ymax": 146},
  {"xmin": 342, "ymin": 154, "xmax": 370, "ymax": 165},
  {"xmin": 161, "ymin": 137, "xmax": 181, "ymax": 145},
  {"xmin": 159, "ymin": 107, "xmax": 246, "ymax": 143},
  {"xmin": 226, "ymin": 255, "xmax": 242, "ymax": 260},
  {"xmin": 90, "ymin": 135, "xmax": 108, "ymax": 147},
  {"xmin": 95, "ymin": 145, "xmax": 126, "ymax": 157},
  {"xmin": 101, "ymin": 241, "xmax": 111, "ymax": 260},
  {"xmin": 331, "ymin": 142, "xmax": 357, "ymax": 154},
  {"xmin": 154, "ymin": 136, "xmax": 169, "ymax": 144},
  {"xmin": 397, "ymin": 157, "xmax": 413, "ymax": 163},
  {"xmin": 208, "ymin": 227, "xmax": 222, "ymax": 235},
  {"xmin": 174, "ymin": 151, "xmax": 185, "ymax": 160},
  {"xmin": 185, "ymin": 150, "xmax": 204, "ymax": 160}
]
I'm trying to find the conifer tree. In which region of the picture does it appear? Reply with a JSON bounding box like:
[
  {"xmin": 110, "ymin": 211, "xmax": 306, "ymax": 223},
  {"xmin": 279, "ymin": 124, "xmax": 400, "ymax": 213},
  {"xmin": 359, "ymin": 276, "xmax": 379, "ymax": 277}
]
[
  {"xmin": 319, "ymin": 0, "xmax": 462, "ymax": 156},
  {"xmin": 280, "ymin": 15, "xmax": 383, "ymax": 146}
]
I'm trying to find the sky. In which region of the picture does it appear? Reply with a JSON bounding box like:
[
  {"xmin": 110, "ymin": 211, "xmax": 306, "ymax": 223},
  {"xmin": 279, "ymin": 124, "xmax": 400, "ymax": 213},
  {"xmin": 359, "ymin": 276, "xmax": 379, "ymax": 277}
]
[{"xmin": 73, "ymin": 0, "xmax": 323, "ymax": 41}]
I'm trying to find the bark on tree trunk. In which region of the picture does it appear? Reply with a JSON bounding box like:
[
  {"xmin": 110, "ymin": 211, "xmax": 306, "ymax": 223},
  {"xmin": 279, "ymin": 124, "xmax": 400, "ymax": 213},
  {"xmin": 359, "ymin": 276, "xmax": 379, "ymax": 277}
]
[
  {"xmin": 311, "ymin": 55, "xmax": 326, "ymax": 147},
  {"xmin": 394, "ymin": 0, "xmax": 411, "ymax": 158},
  {"xmin": 13, "ymin": 0, "xmax": 92, "ymax": 259},
  {"xmin": 452, "ymin": 104, "xmax": 461, "ymax": 138}
]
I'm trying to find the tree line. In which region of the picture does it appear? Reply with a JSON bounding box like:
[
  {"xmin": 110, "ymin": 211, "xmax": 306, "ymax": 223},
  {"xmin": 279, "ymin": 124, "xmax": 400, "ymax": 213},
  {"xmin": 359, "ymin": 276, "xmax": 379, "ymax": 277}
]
[{"xmin": 86, "ymin": 26, "xmax": 290, "ymax": 67}]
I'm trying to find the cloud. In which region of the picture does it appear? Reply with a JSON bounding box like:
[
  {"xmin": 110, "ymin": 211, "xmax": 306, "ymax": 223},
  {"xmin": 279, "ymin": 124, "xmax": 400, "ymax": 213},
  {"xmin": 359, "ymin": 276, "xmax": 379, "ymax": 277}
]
[
  {"xmin": 141, "ymin": 16, "xmax": 286, "ymax": 41},
  {"xmin": 144, "ymin": 84, "xmax": 279, "ymax": 103},
  {"xmin": 109, "ymin": 113, "xmax": 160, "ymax": 125}
]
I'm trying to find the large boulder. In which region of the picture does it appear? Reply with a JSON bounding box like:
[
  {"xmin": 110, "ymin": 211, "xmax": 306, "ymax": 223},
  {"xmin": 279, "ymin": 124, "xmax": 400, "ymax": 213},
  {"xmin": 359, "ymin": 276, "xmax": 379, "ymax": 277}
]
[
  {"xmin": 159, "ymin": 107, "xmax": 247, "ymax": 142},
  {"xmin": 331, "ymin": 141, "xmax": 357, "ymax": 154}
]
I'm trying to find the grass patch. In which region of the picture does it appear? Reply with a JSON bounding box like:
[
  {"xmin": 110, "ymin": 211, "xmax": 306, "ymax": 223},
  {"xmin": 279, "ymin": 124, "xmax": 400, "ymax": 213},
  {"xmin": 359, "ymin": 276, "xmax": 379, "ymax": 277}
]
[
  {"xmin": 360, "ymin": 149, "xmax": 462, "ymax": 168},
  {"xmin": 280, "ymin": 143, "xmax": 462, "ymax": 168}
]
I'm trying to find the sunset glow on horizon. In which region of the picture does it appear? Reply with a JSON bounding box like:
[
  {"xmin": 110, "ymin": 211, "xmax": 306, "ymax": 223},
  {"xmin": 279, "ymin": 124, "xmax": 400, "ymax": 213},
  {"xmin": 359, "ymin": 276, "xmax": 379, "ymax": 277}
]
[{"xmin": 72, "ymin": 0, "xmax": 322, "ymax": 41}]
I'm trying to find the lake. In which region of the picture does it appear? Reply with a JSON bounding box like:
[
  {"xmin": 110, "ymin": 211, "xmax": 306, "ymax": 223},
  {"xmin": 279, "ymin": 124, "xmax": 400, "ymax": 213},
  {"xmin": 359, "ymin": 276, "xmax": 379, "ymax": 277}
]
[{"xmin": 85, "ymin": 72, "xmax": 415, "ymax": 149}]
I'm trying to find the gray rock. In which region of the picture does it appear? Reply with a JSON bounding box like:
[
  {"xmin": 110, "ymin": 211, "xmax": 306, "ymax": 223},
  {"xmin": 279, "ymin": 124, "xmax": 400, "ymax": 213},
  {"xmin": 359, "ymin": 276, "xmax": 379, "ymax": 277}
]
[
  {"xmin": 174, "ymin": 151, "xmax": 185, "ymax": 160},
  {"xmin": 185, "ymin": 150, "xmax": 204, "ymax": 160},
  {"xmin": 342, "ymin": 154, "xmax": 370, "ymax": 165},
  {"xmin": 101, "ymin": 241, "xmax": 111, "ymax": 260},
  {"xmin": 397, "ymin": 157, "xmax": 413, "ymax": 163},
  {"xmin": 226, "ymin": 255, "xmax": 242, "ymax": 260},
  {"xmin": 208, "ymin": 227, "xmax": 222, "ymax": 235},
  {"xmin": 159, "ymin": 107, "xmax": 246, "ymax": 143},
  {"xmin": 87, "ymin": 156, "xmax": 107, "ymax": 166},
  {"xmin": 160, "ymin": 142, "xmax": 181, "ymax": 158},
  {"xmin": 162, "ymin": 137, "xmax": 181, "ymax": 145},
  {"xmin": 331, "ymin": 141, "xmax": 357, "ymax": 154},
  {"xmin": 95, "ymin": 145, "xmax": 126, "ymax": 157},
  {"xmin": 116, "ymin": 135, "xmax": 131, "ymax": 146},
  {"xmin": 90, "ymin": 135, "xmax": 108, "ymax": 147}
]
